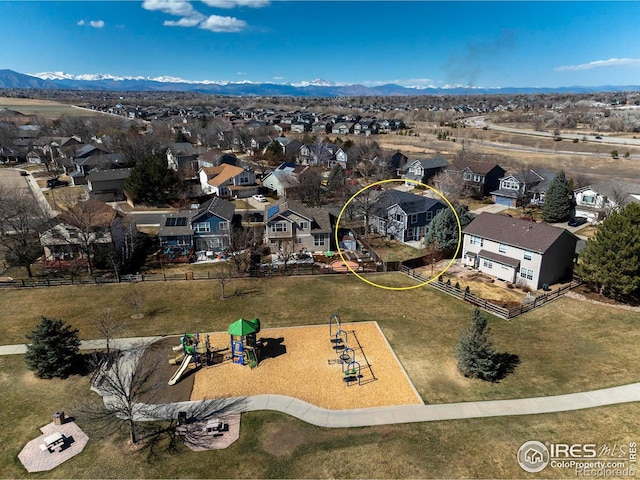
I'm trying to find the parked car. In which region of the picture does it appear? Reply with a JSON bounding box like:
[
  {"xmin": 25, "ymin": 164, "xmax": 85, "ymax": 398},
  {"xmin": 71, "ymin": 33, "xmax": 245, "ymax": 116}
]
[
  {"xmin": 252, "ymin": 194, "xmax": 267, "ymax": 202},
  {"xmin": 595, "ymin": 135, "xmax": 603, "ymax": 140},
  {"xmin": 568, "ymin": 216, "xmax": 588, "ymax": 227},
  {"xmin": 46, "ymin": 178, "xmax": 69, "ymax": 189},
  {"xmin": 19, "ymin": 170, "xmax": 29, "ymax": 176}
]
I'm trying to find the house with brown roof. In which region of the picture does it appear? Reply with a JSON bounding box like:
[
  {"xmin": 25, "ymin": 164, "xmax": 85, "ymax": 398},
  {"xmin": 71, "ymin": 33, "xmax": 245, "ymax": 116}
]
[
  {"xmin": 461, "ymin": 212, "xmax": 578, "ymax": 289},
  {"xmin": 198, "ymin": 164, "xmax": 257, "ymax": 198},
  {"xmin": 264, "ymin": 201, "xmax": 333, "ymax": 254}
]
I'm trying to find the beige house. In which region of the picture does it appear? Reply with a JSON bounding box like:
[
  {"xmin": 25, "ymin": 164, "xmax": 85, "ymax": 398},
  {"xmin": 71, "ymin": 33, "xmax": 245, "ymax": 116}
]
[
  {"xmin": 264, "ymin": 201, "xmax": 333, "ymax": 254},
  {"xmin": 462, "ymin": 213, "xmax": 578, "ymax": 290}
]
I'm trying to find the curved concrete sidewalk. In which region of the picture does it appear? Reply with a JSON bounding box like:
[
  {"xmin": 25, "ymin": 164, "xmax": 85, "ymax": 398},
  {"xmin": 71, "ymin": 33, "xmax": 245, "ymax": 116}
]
[
  {"xmin": 133, "ymin": 382, "xmax": 640, "ymax": 428},
  {"xmin": 0, "ymin": 336, "xmax": 163, "ymax": 356},
  {"xmin": 5, "ymin": 337, "xmax": 640, "ymax": 428}
]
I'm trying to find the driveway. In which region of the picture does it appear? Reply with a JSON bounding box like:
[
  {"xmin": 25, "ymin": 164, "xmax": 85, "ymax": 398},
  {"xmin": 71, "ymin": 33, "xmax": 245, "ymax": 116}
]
[{"xmin": 470, "ymin": 203, "xmax": 509, "ymax": 215}]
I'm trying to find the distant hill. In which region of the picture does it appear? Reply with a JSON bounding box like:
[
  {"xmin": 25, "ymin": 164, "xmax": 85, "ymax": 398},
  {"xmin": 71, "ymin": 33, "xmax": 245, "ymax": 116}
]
[
  {"xmin": 1, "ymin": 69, "xmax": 639, "ymax": 97},
  {"xmin": 0, "ymin": 70, "xmax": 61, "ymax": 89}
]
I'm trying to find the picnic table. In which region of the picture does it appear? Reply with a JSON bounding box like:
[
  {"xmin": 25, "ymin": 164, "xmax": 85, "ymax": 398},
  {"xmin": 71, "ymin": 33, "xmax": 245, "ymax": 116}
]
[{"xmin": 41, "ymin": 432, "xmax": 65, "ymax": 452}]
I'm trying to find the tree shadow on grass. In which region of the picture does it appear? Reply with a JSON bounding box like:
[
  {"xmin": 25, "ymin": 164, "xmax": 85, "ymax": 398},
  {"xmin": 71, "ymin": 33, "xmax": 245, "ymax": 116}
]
[
  {"xmin": 231, "ymin": 286, "xmax": 261, "ymax": 298},
  {"xmin": 491, "ymin": 352, "xmax": 521, "ymax": 382}
]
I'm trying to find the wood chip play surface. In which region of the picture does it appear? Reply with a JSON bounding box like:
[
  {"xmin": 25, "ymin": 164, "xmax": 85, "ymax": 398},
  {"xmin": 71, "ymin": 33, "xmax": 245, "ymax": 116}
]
[{"xmin": 190, "ymin": 322, "xmax": 423, "ymax": 409}]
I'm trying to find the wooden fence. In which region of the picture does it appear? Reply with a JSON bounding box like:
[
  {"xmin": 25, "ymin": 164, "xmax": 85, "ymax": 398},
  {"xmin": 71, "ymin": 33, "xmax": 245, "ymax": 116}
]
[{"xmin": 400, "ymin": 265, "xmax": 582, "ymax": 319}]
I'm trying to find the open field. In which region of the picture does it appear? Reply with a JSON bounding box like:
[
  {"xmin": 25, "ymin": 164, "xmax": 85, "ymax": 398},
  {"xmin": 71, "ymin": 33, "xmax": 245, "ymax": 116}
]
[
  {"xmin": 1, "ymin": 354, "xmax": 639, "ymax": 479},
  {"xmin": 0, "ymin": 97, "xmax": 106, "ymax": 119},
  {"xmin": 1, "ymin": 273, "xmax": 640, "ymax": 405}
]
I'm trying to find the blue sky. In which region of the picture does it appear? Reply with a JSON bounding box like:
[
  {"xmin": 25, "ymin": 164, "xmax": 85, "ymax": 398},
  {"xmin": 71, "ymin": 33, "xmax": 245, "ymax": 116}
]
[{"xmin": 2, "ymin": 1, "xmax": 640, "ymax": 88}]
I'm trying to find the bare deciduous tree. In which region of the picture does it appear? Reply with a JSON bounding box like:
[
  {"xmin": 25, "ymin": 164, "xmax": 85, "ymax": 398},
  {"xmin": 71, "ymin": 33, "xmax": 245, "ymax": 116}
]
[
  {"xmin": 214, "ymin": 262, "xmax": 233, "ymax": 299},
  {"xmin": 91, "ymin": 309, "xmax": 127, "ymax": 355},
  {"xmin": 0, "ymin": 184, "xmax": 51, "ymax": 277},
  {"xmin": 126, "ymin": 284, "xmax": 145, "ymax": 318}
]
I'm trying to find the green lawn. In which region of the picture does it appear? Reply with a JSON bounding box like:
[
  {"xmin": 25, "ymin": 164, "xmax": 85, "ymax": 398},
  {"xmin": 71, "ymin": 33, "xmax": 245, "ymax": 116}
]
[{"xmin": 1, "ymin": 355, "xmax": 639, "ymax": 479}]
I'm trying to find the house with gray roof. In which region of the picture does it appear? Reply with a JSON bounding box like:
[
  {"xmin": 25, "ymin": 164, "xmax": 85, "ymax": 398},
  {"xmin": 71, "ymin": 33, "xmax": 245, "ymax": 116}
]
[
  {"xmin": 462, "ymin": 212, "xmax": 578, "ymax": 289},
  {"xmin": 402, "ymin": 157, "xmax": 449, "ymax": 185},
  {"xmin": 158, "ymin": 197, "xmax": 236, "ymax": 254},
  {"xmin": 264, "ymin": 200, "xmax": 333, "ymax": 253},
  {"xmin": 573, "ymin": 181, "xmax": 640, "ymax": 223},
  {"xmin": 87, "ymin": 168, "xmax": 132, "ymax": 202},
  {"xmin": 262, "ymin": 162, "xmax": 307, "ymax": 197},
  {"xmin": 490, "ymin": 168, "xmax": 555, "ymax": 207},
  {"xmin": 370, "ymin": 190, "xmax": 446, "ymax": 244}
]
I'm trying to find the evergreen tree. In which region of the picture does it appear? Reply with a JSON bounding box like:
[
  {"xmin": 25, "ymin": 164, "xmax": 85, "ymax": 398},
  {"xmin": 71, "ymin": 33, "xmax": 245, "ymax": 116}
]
[
  {"xmin": 542, "ymin": 170, "xmax": 572, "ymax": 223},
  {"xmin": 457, "ymin": 309, "xmax": 500, "ymax": 381},
  {"xmin": 425, "ymin": 205, "xmax": 474, "ymax": 255},
  {"xmin": 124, "ymin": 153, "xmax": 177, "ymax": 204},
  {"xmin": 576, "ymin": 203, "xmax": 640, "ymax": 300},
  {"xmin": 25, "ymin": 317, "xmax": 80, "ymax": 379},
  {"xmin": 326, "ymin": 164, "xmax": 346, "ymax": 193}
]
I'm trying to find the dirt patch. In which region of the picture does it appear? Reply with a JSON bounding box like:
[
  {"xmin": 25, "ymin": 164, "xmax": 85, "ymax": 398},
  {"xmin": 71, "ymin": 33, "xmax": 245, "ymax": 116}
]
[{"xmin": 260, "ymin": 423, "xmax": 309, "ymax": 457}]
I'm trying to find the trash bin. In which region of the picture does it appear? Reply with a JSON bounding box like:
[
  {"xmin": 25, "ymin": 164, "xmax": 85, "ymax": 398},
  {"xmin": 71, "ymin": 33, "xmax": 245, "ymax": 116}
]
[{"xmin": 53, "ymin": 411, "xmax": 65, "ymax": 425}]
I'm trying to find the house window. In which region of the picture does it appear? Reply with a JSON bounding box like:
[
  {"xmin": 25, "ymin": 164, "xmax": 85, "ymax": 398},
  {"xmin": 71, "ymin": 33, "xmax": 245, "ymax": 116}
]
[
  {"xmin": 520, "ymin": 268, "xmax": 534, "ymax": 280},
  {"xmin": 473, "ymin": 174, "xmax": 482, "ymax": 182},
  {"xmin": 410, "ymin": 214, "xmax": 418, "ymax": 224},
  {"xmin": 426, "ymin": 211, "xmax": 434, "ymax": 221},
  {"xmin": 395, "ymin": 213, "xmax": 403, "ymax": 222},
  {"xmin": 299, "ymin": 221, "xmax": 309, "ymax": 230},
  {"xmin": 524, "ymin": 251, "xmax": 533, "ymax": 261},
  {"xmin": 482, "ymin": 259, "xmax": 493, "ymax": 269},
  {"xmin": 314, "ymin": 235, "xmax": 326, "ymax": 247},
  {"xmin": 219, "ymin": 222, "xmax": 229, "ymax": 231},
  {"xmin": 470, "ymin": 236, "xmax": 484, "ymax": 247},
  {"xmin": 583, "ymin": 195, "xmax": 596, "ymax": 205},
  {"xmin": 463, "ymin": 172, "xmax": 472, "ymax": 181},
  {"xmin": 271, "ymin": 222, "xmax": 287, "ymax": 233},
  {"xmin": 238, "ymin": 176, "xmax": 250, "ymax": 184},
  {"xmin": 499, "ymin": 244, "xmax": 507, "ymax": 253},
  {"xmin": 295, "ymin": 237, "xmax": 303, "ymax": 244},
  {"xmin": 193, "ymin": 222, "xmax": 210, "ymax": 233}
]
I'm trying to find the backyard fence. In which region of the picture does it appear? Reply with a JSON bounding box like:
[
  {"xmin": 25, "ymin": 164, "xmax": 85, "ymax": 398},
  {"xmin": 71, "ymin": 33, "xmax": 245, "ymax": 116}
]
[{"xmin": 399, "ymin": 265, "xmax": 582, "ymax": 319}]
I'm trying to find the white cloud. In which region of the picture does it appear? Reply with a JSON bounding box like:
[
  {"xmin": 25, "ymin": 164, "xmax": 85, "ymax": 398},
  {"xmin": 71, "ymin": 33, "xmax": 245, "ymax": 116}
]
[
  {"xmin": 199, "ymin": 15, "xmax": 247, "ymax": 32},
  {"xmin": 554, "ymin": 58, "xmax": 640, "ymax": 71},
  {"xmin": 273, "ymin": 76, "xmax": 284, "ymax": 80},
  {"xmin": 164, "ymin": 14, "xmax": 205, "ymax": 27},
  {"xmin": 89, "ymin": 20, "xmax": 105, "ymax": 28},
  {"xmin": 202, "ymin": 0, "xmax": 269, "ymax": 8},
  {"xmin": 237, "ymin": 71, "xmax": 247, "ymax": 75},
  {"xmin": 77, "ymin": 20, "xmax": 85, "ymax": 26},
  {"xmin": 142, "ymin": 0, "xmax": 197, "ymax": 17}
]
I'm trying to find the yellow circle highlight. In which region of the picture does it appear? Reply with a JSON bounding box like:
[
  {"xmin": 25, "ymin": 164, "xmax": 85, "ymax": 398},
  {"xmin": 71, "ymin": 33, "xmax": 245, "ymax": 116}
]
[{"xmin": 334, "ymin": 178, "xmax": 462, "ymax": 291}]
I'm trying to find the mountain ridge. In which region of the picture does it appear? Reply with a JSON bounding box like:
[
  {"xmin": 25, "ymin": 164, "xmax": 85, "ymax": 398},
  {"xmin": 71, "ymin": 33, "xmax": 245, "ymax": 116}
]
[{"xmin": 1, "ymin": 69, "xmax": 639, "ymax": 97}]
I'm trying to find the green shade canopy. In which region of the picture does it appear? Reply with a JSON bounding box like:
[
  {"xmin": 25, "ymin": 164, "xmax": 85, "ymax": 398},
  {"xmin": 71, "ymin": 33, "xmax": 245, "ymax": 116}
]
[{"xmin": 228, "ymin": 318, "xmax": 258, "ymax": 336}]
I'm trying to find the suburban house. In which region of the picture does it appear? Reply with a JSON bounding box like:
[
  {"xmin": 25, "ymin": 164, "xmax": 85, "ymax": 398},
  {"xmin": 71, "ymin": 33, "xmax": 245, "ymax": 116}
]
[
  {"xmin": 166, "ymin": 142, "xmax": 198, "ymax": 173},
  {"xmin": 457, "ymin": 162, "xmax": 506, "ymax": 196},
  {"xmin": 461, "ymin": 212, "xmax": 578, "ymax": 289},
  {"xmin": 39, "ymin": 199, "xmax": 134, "ymax": 270},
  {"xmin": 262, "ymin": 162, "xmax": 307, "ymax": 197},
  {"xmin": 402, "ymin": 157, "xmax": 449, "ymax": 185},
  {"xmin": 197, "ymin": 150, "xmax": 238, "ymax": 169},
  {"xmin": 264, "ymin": 201, "xmax": 333, "ymax": 253},
  {"xmin": 388, "ymin": 151, "xmax": 409, "ymax": 176},
  {"xmin": 298, "ymin": 143, "xmax": 348, "ymax": 169},
  {"xmin": 490, "ymin": 168, "xmax": 554, "ymax": 207},
  {"xmin": 198, "ymin": 164, "xmax": 257, "ymax": 198},
  {"xmin": 573, "ymin": 182, "xmax": 640, "ymax": 223},
  {"xmin": 158, "ymin": 197, "xmax": 235, "ymax": 252},
  {"xmin": 370, "ymin": 190, "xmax": 447, "ymax": 244},
  {"xmin": 86, "ymin": 168, "xmax": 132, "ymax": 202}
]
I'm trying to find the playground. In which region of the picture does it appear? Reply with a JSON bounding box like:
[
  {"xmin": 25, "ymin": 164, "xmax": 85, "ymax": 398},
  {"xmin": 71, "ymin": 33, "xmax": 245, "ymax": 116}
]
[{"xmin": 146, "ymin": 319, "xmax": 423, "ymax": 410}]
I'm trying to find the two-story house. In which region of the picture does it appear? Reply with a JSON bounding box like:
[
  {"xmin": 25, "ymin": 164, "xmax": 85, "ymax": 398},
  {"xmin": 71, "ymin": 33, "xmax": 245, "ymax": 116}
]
[
  {"xmin": 459, "ymin": 162, "xmax": 506, "ymax": 196},
  {"xmin": 370, "ymin": 190, "xmax": 446, "ymax": 244},
  {"xmin": 461, "ymin": 212, "xmax": 578, "ymax": 289},
  {"xmin": 158, "ymin": 197, "xmax": 235, "ymax": 252},
  {"xmin": 491, "ymin": 169, "xmax": 554, "ymax": 207},
  {"xmin": 573, "ymin": 181, "xmax": 640, "ymax": 223},
  {"xmin": 199, "ymin": 164, "xmax": 258, "ymax": 198},
  {"xmin": 87, "ymin": 168, "xmax": 132, "ymax": 202},
  {"xmin": 166, "ymin": 142, "xmax": 198, "ymax": 173},
  {"xmin": 402, "ymin": 158, "xmax": 449, "ymax": 185},
  {"xmin": 264, "ymin": 201, "xmax": 333, "ymax": 253}
]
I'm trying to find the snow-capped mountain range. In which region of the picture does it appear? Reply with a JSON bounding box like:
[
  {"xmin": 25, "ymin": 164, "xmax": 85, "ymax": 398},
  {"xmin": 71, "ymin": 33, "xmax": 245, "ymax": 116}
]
[{"xmin": 1, "ymin": 69, "xmax": 638, "ymax": 96}]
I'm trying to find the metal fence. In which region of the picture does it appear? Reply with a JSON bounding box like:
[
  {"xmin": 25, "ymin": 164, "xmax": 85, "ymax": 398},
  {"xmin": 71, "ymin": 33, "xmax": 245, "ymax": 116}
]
[{"xmin": 400, "ymin": 265, "xmax": 582, "ymax": 319}]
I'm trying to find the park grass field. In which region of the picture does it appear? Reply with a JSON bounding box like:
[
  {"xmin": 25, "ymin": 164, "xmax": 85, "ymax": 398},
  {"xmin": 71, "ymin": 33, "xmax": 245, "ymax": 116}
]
[
  {"xmin": 1, "ymin": 273, "xmax": 639, "ymax": 406},
  {"xmin": 1, "ymin": 353, "xmax": 640, "ymax": 479}
]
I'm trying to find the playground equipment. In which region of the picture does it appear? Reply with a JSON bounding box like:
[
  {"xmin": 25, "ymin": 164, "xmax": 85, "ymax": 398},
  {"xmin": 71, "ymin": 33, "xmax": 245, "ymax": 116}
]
[
  {"xmin": 228, "ymin": 318, "xmax": 262, "ymax": 368},
  {"xmin": 168, "ymin": 333, "xmax": 210, "ymax": 385},
  {"xmin": 328, "ymin": 313, "xmax": 375, "ymax": 387}
]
